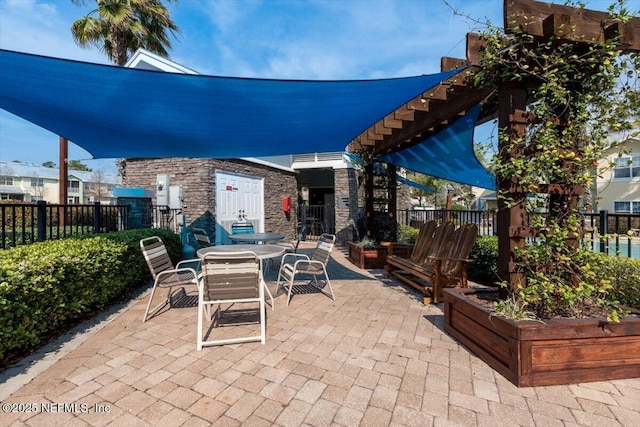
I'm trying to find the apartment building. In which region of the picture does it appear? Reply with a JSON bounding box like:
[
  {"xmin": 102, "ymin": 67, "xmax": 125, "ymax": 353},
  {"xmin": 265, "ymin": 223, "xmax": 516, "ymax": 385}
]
[
  {"xmin": 0, "ymin": 161, "xmax": 121, "ymax": 204},
  {"xmin": 595, "ymin": 136, "xmax": 640, "ymax": 213}
]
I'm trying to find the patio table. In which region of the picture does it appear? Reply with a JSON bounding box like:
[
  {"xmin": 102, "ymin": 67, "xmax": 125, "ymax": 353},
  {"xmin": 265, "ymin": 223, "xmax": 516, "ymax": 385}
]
[{"xmin": 228, "ymin": 232, "xmax": 285, "ymax": 243}]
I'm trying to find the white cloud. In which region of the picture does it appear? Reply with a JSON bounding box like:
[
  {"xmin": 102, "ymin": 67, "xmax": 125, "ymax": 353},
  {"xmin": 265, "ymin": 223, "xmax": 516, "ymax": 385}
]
[{"xmin": 0, "ymin": 0, "xmax": 106, "ymax": 63}]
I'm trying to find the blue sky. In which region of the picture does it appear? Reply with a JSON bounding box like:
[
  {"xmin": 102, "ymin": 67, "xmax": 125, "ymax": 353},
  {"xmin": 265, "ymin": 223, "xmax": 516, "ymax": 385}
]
[{"xmin": 0, "ymin": 0, "xmax": 620, "ymax": 174}]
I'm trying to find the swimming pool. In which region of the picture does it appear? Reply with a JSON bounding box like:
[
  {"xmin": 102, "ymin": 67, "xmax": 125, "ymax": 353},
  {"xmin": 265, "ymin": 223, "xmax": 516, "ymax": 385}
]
[{"xmin": 588, "ymin": 239, "xmax": 640, "ymax": 259}]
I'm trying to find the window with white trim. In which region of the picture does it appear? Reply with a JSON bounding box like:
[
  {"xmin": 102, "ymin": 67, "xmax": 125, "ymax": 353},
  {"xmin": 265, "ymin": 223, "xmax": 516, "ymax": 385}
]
[
  {"xmin": 30, "ymin": 178, "xmax": 44, "ymax": 187},
  {"xmin": 0, "ymin": 176, "xmax": 14, "ymax": 185},
  {"xmin": 613, "ymin": 201, "xmax": 640, "ymax": 213},
  {"xmin": 613, "ymin": 155, "xmax": 640, "ymax": 179}
]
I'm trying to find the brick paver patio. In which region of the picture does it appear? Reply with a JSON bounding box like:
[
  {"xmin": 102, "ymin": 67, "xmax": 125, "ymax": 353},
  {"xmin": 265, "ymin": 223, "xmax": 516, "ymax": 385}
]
[{"xmin": 1, "ymin": 244, "xmax": 639, "ymax": 426}]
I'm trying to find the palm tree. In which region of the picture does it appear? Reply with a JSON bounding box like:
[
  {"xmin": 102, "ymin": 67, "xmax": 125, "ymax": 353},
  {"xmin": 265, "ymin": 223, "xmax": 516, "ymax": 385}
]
[{"xmin": 71, "ymin": 0, "xmax": 180, "ymax": 66}]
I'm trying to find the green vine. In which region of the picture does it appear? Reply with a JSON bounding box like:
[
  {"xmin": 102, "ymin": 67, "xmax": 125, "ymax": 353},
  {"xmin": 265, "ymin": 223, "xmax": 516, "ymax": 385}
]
[{"xmin": 471, "ymin": 1, "xmax": 639, "ymax": 319}]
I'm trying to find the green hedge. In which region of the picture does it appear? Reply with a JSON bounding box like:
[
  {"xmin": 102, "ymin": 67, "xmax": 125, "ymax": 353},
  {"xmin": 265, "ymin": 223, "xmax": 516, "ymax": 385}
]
[
  {"xmin": 397, "ymin": 224, "xmax": 420, "ymax": 244},
  {"xmin": 582, "ymin": 251, "xmax": 640, "ymax": 310},
  {"xmin": 0, "ymin": 228, "xmax": 181, "ymax": 363},
  {"xmin": 468, "ymin": 236, "xmax": 499, "ymax": 286},
  {"xmin": 466, "ymin": 235, "xmax": 640, "ymax": 310}
]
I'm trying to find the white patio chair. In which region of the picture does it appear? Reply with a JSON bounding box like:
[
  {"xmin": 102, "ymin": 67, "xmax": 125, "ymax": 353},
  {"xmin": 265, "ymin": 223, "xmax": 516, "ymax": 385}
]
[
  {"xmin": 197, "ymin": 251, "xmax": 266, "ymax": 349},
  {"xmin": 140, "ymin": 236, "xmax": 200, "ymax": 322},
  {"xmin": 276, "ymin": 233, "xmax": 336, "ymax": 306}
]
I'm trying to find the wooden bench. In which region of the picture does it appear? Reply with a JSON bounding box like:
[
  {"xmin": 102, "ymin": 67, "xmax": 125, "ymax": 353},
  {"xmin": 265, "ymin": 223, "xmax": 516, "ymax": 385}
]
[
  {"xmin": 386, "ymin": 222, "xmax": 478, "ymax": 304},
  {"xmin": 387, "ymin": 220, "xmax": 437, "ymax": 260}
]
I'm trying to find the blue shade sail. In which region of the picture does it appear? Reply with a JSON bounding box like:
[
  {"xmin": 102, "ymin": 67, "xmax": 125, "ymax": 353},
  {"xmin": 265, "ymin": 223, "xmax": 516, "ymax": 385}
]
[
  {"xmin": 379, "ymin": 104, "xmax": 496, "ymax": 190},
  {"xmin": 0, "ymin": 49, "xmax": 462, "ymax": 159},
  {"xmin": 397, "ymin": 175, "xmax": 437, "ymax": 193}
]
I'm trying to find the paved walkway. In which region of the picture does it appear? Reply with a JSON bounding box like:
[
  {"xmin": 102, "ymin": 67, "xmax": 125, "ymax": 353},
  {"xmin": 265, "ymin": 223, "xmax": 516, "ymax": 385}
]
[{"xmin": 1, "ymin": 244, "xmax": 639, "ymax": 426}]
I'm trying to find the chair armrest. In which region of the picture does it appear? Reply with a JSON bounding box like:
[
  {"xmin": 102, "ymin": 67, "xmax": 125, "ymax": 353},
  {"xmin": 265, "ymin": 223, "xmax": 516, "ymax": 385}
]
[
  {"xmin": 273, "ymin": 240, "xmax": 295, "ymax": 250},
  {"xmin": 293, "ymin": 259, "xmax": 324, "ymax": 269},
  {"xmin": 282, "ymin": 253, "xmax": 309, "ymax": 265},
  {"xmin": 177, "ymin": 258, "xmax": 201, "ymax": 268},
  {"xmin": 177, "ymin": 258, "xmax": 202, "ymax": 272},
  {"xmin": 426, "ymin": 256, "xmax": 474, "ymax": 263},
  {"xmin": 156, "ymin": 266, "xmax": 199, "ymax": 282},
  {"xmin": 388, "ymin": 243, "xmax": 414, "ymax": 256}
]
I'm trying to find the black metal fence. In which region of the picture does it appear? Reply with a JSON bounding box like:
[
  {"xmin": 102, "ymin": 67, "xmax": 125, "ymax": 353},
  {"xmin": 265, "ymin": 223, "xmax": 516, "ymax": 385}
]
[
  {"xmin": 4, "ymin": 201, "xmax": 637, "ymax": 258},
  {"xmin": 1, "ymin": 201, "xmax": 131, "ymax": 249},
  {"xmin": 583, "ymin": 211, "xmax": 640, "ymax": 258},
  {"xmin": 397, "ymin": 208, "xmax": 640, "ymax": 258},
  {"xmin": 397, "ymin": 209, "xmax": 497, "ymax": 236}
]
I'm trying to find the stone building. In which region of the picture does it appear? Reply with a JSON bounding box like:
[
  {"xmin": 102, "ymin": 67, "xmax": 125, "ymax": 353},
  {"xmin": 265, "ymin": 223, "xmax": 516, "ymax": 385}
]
[{"xmin": 122, "ymin": 157, "xmax": 298, "ymax": 243}]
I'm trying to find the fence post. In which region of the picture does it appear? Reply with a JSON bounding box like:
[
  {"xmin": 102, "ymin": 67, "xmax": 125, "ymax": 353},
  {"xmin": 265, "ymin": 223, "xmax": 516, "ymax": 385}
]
[
  {"xmin": 599, "ymin": 210, "xmax": 608, "ymax": 254},
  {"xmin": 93, "ymin": 202, "xmax": 101, "ymax": 234},
  {"xmin": 37, "ymin": 200, "xmax": 46, "ymax": 242}
]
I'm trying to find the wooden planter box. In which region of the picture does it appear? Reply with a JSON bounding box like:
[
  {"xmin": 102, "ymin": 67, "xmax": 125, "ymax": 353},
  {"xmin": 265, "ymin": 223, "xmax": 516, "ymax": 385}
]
[
  {"xmin": 443, "ymin": 287, "xmax": 640, "ymax": 387},
  {"xmin": 347, "ymin": 242, "xmax": 412, "ymax": 269}
]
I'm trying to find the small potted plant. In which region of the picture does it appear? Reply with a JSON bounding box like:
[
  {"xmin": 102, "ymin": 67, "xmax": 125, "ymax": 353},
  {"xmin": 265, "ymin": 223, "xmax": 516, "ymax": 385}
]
[
  {"xmin": 348, "ymin": 236, "xmax": 389, "ymax": 269},
  {"xmin": 347, "ymin": 219, "xmax": 416, "ymax": 269}
]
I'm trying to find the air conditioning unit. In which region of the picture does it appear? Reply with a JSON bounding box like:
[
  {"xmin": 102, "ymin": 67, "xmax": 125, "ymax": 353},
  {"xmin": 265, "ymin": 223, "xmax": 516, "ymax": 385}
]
[
  {"xmin": 156, "ymin": 174, "xmax": 170, "ymax": 207},
  {"xmin": 169, "ymin": 185, "xmax": 183, "ymax": 210}
]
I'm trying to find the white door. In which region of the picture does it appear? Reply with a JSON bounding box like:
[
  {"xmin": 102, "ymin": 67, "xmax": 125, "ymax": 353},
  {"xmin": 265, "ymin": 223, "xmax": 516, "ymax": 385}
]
[{"xmin": 215, "ymin": 170, "xmax": 264, "ymax": 245}]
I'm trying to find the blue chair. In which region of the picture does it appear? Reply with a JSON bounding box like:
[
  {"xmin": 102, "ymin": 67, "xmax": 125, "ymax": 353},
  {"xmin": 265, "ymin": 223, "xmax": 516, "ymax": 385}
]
[
  {"xmin": 231, "ymin": 222, "xmax": 255, "ymax": 244},
  {"xmin": 231, "ymin": 222, "xmax": 254, "ymax": 234}
]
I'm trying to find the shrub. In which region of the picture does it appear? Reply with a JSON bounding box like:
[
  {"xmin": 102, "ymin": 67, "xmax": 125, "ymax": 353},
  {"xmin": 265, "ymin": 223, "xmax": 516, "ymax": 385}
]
[
  {"xmin": 581, "ymin": 251, "xmax": 640, "ymax": 311},
  {"xmin": 465, "ymin": 235, "xmax": 640, "ymax": 314},
  {"xmin": 397, "ymin": 224, "xmax": 419, "ymax": 244},
  {"xmin": 468, "ymin": 236, "xmax": 499, "ymax": 286},
  {"xmin": 0, "ymin": 228, "xmax": 181, "ymax": 363}
]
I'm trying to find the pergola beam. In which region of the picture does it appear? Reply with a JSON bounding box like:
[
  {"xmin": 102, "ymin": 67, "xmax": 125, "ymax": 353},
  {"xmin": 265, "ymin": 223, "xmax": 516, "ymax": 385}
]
[
  {"xmin": 505, "ymin": 0, "xmax": 640, "ymax": 51},
  {"xmin": 346, "ymin": 66, "xmax": 488, "ymax": 156}
]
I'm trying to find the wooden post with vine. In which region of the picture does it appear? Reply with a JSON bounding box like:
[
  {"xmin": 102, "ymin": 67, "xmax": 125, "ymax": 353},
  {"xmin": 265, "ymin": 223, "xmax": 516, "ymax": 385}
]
[
  {"xmin": 496, "ymin": 83, "xmax": 528, "ymax": 289},
  {"xmin": 489, "ymin": 0, "xmax": 640, "ymax": 295}
]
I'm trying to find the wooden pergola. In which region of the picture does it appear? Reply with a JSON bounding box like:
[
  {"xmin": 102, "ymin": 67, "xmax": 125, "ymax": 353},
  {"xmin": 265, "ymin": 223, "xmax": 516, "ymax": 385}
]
[{"xmin": 346, "ymin": 0, "xmax": 640, "ymax": 289}]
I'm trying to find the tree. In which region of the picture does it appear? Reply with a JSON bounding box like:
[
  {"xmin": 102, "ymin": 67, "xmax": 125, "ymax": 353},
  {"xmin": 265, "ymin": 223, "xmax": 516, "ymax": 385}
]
[
  {"xmin": 68, "ymin": 160, "xmax": 92, "ymax": 172},
  {"xmin": 87, "ymin": 169, "xmax": 108, "ymax": 202},
  {"xmin": 41, "ymin": 161, "xmax": 56, "ymax": 168},
  {"xmin": 71, "ymin": 0, "xmax": 180, "ymax": 66},
  {"xmin": 408, "ymin": 173, "xmax": 443, "ymax": 207},
  {"xmin": 448, "ymin": 183, "xmax": 474, "ymax": 208}
]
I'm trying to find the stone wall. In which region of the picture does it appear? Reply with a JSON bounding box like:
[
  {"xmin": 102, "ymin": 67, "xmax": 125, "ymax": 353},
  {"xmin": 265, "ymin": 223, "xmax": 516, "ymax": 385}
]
[
  {"xmin": 334, "ymin": 168, "xmax": 359, "ymax": 245},
  {"xmin": 121, "ymin": 158, "xmax": 298, "ymax": 240}
]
